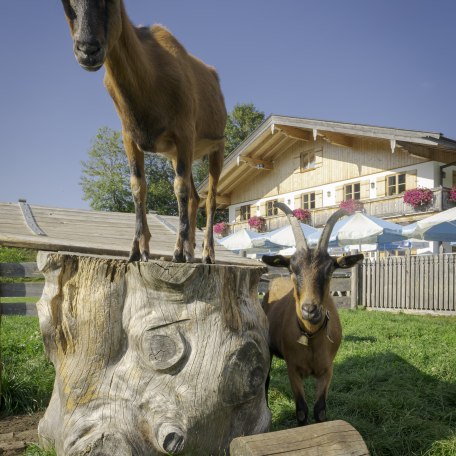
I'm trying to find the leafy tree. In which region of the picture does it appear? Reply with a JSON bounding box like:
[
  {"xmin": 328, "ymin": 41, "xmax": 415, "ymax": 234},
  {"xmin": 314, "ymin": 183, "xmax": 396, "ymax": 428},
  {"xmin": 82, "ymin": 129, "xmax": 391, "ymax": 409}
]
[
  {"xmin": 224, "ymin": 103, "xmax": 265, "ymax": 155},
  {"xmin": 81, "ymin": 127, "xmax": 177, "ymax": 215}
]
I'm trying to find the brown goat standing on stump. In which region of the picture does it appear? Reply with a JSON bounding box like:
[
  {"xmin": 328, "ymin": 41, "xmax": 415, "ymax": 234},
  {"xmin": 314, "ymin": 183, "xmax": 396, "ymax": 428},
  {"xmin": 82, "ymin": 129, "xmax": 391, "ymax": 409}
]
[
  {"xmin": 61, "ymin": 0, "xmax": 227, "ymax": 263},
  {"xmin": 262, "ymin": 203, "xmax": 363, "ymax": 425}
]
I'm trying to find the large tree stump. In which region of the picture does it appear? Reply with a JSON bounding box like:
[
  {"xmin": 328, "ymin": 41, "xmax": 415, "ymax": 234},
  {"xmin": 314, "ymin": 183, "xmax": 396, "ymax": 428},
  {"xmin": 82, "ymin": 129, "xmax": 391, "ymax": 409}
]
[{"xmin": 36, "ymin": 252, "xmax": 271, "ymax": 456}]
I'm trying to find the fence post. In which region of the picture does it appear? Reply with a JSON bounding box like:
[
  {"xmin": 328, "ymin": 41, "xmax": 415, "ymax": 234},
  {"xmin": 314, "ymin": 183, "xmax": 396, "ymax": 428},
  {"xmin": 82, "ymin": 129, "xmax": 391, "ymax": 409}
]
[{"xmin": 350, "ymin": 249, "xmax": 359, "ymax": 309}]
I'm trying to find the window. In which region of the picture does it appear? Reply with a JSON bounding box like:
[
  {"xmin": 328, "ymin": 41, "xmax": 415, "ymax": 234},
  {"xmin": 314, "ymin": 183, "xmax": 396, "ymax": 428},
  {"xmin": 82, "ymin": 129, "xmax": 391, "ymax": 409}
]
[
  {"xmin": 300, "ymin": 150, "xmax": 316, "ymax": 172},
  {"xmin": 344, "ymin": 183, "xmax": 361, "ymax": 200},
  {"xmin": 387, "ymin": 173, "xmax": 406, "ymax": 196},
  {"xmin": 266, "ymin": 200, "xmax": 278, "ymax": 216},
  {"xmin": 302, "ymin": 192, "xmax": 316, "ymax": 209},
  {"xmin": 240, "ymin": 204, "xmax": 250, "ymax": 221}
]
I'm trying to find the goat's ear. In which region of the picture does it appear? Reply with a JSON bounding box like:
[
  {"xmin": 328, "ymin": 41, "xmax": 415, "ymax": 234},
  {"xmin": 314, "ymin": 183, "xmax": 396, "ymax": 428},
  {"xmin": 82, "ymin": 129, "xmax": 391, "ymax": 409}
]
[
  {"xmin": 262, "ymin": 254, "xmax": 291, "ymax": 268},
  {"xmin": 335, "ymin": 253, "xmax": 364, "ymax": 269}
]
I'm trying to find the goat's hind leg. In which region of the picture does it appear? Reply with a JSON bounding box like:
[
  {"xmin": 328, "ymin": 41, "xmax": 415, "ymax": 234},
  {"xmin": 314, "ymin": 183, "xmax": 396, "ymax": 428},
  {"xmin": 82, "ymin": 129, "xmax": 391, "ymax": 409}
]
[
  {"xmin": 202, "ymin": 143, "xmax": 224, "ymax": 264},
  {"xmin": 124, "ymin": 132, "xmax": 150, "ymax": 262}
]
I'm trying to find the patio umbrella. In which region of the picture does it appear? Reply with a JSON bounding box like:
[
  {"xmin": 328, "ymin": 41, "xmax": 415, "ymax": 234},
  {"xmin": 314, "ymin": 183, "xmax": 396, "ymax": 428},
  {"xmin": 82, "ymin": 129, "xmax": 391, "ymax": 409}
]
[
  {"xmin": 307, "ymin": 212, "xmax": 406, "ymax": 247},
  {"xmin": 217, "ymin": 228, "xmax": 282, "ymax": 253},
  {"xmin": 265, "ymin": 222, "xmax": 318, "ymax": 247},
  {"xmin": 401, "ymin": 207, "xmax": 456, "ymax": 241}
]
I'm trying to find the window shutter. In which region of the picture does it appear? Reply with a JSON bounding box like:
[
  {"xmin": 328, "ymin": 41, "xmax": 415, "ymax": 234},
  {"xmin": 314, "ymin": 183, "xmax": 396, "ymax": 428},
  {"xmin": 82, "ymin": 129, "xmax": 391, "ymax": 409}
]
[
  {"xmin": 406, "ymin": 169, "xmax": 417, "ymax": 190},
  {"xmin": 235, "ymin": 207, "xmax": 241, "ymax": 222},
  {"xmin": 335, "ymin": 186, "xmax": 344, "ymax": 203},
  {"xmin": 376, "ymin": 177, "xmax": 386, "ymax": 197},
  {"xmin": 315, "ymin": 190, "xmax": 323, "ymax": 208},
  {"xmin": 361, "ymin": 181, "xmax": 370, "ymax": 200},
  {"xmin": 294, "ymin": 194, "xmax": 302, "ymax": 209},
  {"xmin": 259, "ymin": 202, "xmax": 266, "ymax": 217},
  {"xmin": 315, "ymin": 148, "xmax": 323, "ymax": 168},
  {"xmin": 250, "ymin": 205, "xmax": 257, "ymax": 217}
]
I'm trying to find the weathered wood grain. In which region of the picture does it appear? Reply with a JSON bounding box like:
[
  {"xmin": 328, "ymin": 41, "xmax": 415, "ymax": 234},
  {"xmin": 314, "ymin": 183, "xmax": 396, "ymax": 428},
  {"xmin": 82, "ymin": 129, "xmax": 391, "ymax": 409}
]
[
  {"xmin": 36, "ymin": 252, "xmax": 270, "ymax": 456},
  {"xmin": 230, "ymin": 420, "xmax": 369, "ymax": 456}
]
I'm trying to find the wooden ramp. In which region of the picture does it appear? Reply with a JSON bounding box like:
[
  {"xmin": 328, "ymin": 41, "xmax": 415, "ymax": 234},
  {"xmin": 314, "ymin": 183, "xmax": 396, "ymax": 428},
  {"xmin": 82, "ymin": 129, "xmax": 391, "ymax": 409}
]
[{"xmin": 0, "ymin": 200, "xmax": 260, "ymax": 266}]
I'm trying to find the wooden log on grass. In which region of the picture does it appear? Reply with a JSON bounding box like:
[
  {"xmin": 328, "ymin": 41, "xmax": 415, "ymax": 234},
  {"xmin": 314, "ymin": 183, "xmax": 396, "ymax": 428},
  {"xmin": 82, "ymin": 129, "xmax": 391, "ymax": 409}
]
[
  {"xmin": 36, "ymin": 252, "xmax": 271, "ymax": 455},
  {"xmin": 230, "ymin": 420, "xmax": 370, "ymax": 456}
]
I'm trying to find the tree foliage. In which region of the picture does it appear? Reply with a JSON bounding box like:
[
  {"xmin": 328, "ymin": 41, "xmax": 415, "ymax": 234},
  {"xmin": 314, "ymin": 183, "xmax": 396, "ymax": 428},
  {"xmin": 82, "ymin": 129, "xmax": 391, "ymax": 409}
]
[{"xmin": 80, "ymin": 127, "xmax": 177, "ymax": 215}]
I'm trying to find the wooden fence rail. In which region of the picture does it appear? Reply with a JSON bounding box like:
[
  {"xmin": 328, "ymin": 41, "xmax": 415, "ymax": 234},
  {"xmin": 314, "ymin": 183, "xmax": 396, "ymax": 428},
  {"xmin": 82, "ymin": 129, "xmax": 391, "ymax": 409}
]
[
  {"xmin": 361, "ymin": 254, "xmax": 456, "ymax": 314},
  {"xmin": 0, "ymin": 262, "xmax": 44, "ymax": 316}
]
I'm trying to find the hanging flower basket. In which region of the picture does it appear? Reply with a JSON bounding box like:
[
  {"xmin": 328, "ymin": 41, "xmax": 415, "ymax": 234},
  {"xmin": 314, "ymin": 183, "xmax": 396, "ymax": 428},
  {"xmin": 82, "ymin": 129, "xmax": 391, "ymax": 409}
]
[
  {"xmin": 403, "ymin": 187, "xmax": 434, "ymax": 210},
  {"xmin": 248, "ymin": 216, "xmax": 266, "ymax": 232},
  {"xmin": 448, "ymin": 187, "xmax": 456, "ymax": 203},
  {"xmin": 292, "ymin": 208, "xmax": 311, "ymax": 223},
  {"xmin": 213, "ymin": 221, "xmax": 229, "ymax": 237},
  {"xmin": 339, "ymin": 199, "xmax": 364, "ymax": 214}
]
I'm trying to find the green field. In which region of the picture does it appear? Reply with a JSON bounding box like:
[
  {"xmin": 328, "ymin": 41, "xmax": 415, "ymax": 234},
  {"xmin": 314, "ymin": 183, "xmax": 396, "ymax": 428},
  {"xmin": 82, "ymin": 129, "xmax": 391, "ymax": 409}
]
[{"xmin": 1, "ymin": 310, "xmax": 455, "ymax": 455}]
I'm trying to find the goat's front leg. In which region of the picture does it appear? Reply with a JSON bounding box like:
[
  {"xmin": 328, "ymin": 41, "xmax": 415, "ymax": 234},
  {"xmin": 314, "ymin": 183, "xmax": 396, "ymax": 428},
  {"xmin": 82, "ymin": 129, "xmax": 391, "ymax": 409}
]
[
  {"xmin": 202, "ymin": 143, "xmax": 224, "ymax": 264},
  {"xmin": 313, "ymin": 367, "xmax": 333, "ymax": 423},
  {"xmin": 171, "ymin": 150, "xmax": 195, "ymax": 263},
  {"xmin": 287, "ymin": 364, "xmax": 309, "ymax": 426},
  {"xmin": 124, "ymin": 132, "xmax": 150, "ymax": 262}
]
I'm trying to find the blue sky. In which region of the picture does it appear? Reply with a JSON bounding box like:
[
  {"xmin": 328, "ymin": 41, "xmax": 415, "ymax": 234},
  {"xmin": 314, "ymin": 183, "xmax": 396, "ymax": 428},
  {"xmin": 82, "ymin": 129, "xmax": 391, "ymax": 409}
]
[{"xmin": 1, "ymin": 1, "xmax": 455, "ymax": 210}]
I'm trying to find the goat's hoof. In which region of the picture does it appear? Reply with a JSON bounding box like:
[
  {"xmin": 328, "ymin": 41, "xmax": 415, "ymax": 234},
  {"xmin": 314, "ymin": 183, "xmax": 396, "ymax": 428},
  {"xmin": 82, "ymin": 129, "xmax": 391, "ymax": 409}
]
[
  {"xmin": 172, "ymin": 251, "xmax": 185, "ymax": 263},
  {"xmin": 128, "ymin": 250, "xmax": 141, "ymax": 263},
  {"xmin": 184, "ymin": 253, "xmax": 195, "ymax": 263},
  {"xmin": 202, "ymin": 255, "xmax": 215, "ymax": 265},
  {"xmin": 141, "ymin": 251, "xmax": 149, "ymax": 262}
]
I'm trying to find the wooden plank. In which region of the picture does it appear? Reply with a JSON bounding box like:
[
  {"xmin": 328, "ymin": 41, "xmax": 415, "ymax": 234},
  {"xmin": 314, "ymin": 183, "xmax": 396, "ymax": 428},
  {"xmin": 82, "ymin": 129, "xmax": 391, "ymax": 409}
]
[
  {"xmin": 410, "ymin": 255, "xmax": 416, "ymax": 310},
  {"xmin": 443, "ymin": 254, "xmax": 449, "ymax": 311},
  {"xmin": 0, "ymin": 302, "xmax": 37, "ymax": 316},
  {"xmin": 438, "ymin": 253, "xmax": 444, "ymax": 312},
  {"xmin": 330, "ymin": 278, "xmax": 351, "ymax": 292},
  {"xmin": 449, "ymin": 256, "xmax": 455, "ymax": 312},
  {"xmin": 230, "ymin": 420, "xmax": 369, "ymax": 456},
  {"xmin": 0, "ymin": 262, "xmax": 41, "ymax": 279},
  {"xmin": 423, "ymin": 256, "xmax": 429, "ymax": 311},
  {"xmin": 0, "ymin": 282, "xmax": 44, "ymax": 298}
]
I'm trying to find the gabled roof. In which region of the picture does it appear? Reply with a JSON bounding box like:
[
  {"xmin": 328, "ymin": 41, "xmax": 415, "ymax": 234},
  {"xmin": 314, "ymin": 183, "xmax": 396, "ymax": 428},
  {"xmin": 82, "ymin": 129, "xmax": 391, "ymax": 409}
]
[{"xmin": 198, "ymin": 115, "xmax": 456, "ymax": 205}]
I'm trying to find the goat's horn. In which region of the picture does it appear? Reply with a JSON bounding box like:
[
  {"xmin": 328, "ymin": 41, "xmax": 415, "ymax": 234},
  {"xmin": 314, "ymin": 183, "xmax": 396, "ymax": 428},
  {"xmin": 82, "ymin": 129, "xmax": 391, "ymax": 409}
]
[
  {"xmin": 274, "ymin": 202, "xmax": 308, "ymax": 251},
  {"xmin": 317, "ymin": 208, "xmax": 349, "ymax": 252}
]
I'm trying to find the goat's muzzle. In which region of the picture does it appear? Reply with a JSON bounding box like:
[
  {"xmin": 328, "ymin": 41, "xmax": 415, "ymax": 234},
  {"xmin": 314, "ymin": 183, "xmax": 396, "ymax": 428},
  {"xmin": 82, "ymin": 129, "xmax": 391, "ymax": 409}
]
[
  {"xmin": 74, "ymin": 40, "xmax": 105, "ymax": 71},
  {"xmin": 301, "ymin": 303, "xmax": 323, "ymax": 325}
]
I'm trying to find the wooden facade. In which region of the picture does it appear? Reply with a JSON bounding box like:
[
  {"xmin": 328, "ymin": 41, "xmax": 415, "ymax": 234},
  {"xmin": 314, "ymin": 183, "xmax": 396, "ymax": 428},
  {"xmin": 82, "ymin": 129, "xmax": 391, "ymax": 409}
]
[{"xmin": 197, "ymin": 116, "xmax": 456, "ymax": 231}]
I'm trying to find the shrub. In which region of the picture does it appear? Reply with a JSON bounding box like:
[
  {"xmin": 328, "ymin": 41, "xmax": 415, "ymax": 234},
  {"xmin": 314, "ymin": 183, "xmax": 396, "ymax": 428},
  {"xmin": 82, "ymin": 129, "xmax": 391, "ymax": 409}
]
[
  {"xmin": 403, "ymin": 187, "xmax": 434, "ymax": 209},
  {"xmin": 213, "ymin": 221, "xmax": 228, "ymax": 236},
  {"xmin": 448, "ymin": 187, "xmax": 456, "ymax": 203},
  {"xmin": 292, "ymin": 208, "xmax": 311, "ymax": 223},
  {"xmin": 339, "ymin": 199, "xmax": 363, "ymax": 214},
  {"xmin": 248, "ymin": 216, "xmax": 266, "ymax": 232}
]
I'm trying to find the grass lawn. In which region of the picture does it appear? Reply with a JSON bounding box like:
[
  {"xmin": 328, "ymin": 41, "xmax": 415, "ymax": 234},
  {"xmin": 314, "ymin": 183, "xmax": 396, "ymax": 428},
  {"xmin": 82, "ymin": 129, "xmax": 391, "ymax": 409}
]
[
  {"xmin": 1, "ymin": 310, "xmax": 455, "ymax": 455},
  {"xmin": 269, "ymin": 309, "xmax": 456, "ymax": 456}
]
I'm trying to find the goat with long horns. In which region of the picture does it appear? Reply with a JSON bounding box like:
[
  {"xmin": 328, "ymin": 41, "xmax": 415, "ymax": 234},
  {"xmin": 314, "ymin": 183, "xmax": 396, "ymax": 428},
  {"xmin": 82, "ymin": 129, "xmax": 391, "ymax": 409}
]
[{"xmin": 261, "ymin": 202, "xmax": 363, "ymax": 425}]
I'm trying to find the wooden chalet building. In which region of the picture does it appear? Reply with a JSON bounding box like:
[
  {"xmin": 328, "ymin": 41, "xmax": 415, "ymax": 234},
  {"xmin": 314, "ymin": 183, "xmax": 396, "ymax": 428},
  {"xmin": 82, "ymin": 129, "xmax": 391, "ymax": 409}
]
[{"xmin": 198, "ymin": 116, "xmax": 456, "ymax": 247}]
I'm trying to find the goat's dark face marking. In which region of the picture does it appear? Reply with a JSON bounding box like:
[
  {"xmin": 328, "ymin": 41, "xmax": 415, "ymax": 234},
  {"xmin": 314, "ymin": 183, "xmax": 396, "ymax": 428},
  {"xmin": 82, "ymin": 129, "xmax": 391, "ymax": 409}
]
[
  {"xmin": 61, "ymin": 0, "xmax": 121, "ymax": 71},
  {"xmin": 290, "ymin": 249, "xmax": 335, "ymax": 326}
]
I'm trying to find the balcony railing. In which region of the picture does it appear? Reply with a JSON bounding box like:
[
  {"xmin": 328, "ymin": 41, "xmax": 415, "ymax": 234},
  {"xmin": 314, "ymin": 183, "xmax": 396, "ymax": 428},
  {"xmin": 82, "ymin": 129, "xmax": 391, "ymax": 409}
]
[{"xmin": 230, "ymin": 187, "xmax": 455, "ymax": 233}]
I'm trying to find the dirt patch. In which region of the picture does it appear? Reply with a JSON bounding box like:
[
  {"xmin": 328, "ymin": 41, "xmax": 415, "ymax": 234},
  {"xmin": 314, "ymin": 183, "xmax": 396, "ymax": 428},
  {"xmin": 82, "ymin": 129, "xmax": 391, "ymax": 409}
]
[{"xmin": 0, "ymin": 412, "xmax": 43, "ymax": 455}]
